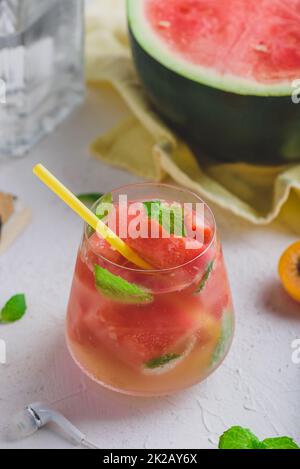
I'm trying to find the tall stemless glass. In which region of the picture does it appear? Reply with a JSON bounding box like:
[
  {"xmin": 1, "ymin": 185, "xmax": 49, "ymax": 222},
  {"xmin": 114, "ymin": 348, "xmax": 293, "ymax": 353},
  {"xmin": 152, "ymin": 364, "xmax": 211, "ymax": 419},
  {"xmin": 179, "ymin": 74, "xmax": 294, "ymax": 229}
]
[{"xmin": 66, "ymin": 184, "xmax": 235, "ymax": 396}]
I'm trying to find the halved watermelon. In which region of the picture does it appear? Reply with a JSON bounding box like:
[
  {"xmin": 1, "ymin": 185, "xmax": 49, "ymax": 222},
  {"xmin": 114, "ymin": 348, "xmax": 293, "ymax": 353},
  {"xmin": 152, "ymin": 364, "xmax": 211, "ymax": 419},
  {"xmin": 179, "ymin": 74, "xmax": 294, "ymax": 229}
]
[{"xmin": 127, "ymin": 0, "xmax": 300, "ymax": 163}]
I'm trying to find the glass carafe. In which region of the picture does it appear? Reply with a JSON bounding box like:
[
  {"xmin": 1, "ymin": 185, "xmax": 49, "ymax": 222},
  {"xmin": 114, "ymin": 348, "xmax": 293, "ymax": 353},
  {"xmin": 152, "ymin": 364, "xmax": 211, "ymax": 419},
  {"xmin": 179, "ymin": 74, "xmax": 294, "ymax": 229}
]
[{"xmin": 0, "ymin": 0, "xmax": 84, "ymax": 158}]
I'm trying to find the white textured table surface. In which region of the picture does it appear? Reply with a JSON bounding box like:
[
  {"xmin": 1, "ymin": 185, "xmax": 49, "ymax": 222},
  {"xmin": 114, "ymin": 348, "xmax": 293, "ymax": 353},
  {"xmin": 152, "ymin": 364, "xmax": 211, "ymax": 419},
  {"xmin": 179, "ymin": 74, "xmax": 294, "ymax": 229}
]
[{"xmin": 0, "ymin": 89, "xmax": 300, "ymax": 449}]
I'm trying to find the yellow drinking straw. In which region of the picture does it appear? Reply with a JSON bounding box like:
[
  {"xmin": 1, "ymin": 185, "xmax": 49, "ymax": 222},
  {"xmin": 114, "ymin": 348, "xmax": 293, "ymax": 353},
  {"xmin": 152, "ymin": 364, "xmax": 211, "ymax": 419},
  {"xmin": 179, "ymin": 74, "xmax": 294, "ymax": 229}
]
[{"xmin": 33, "ymin": 164, "xmax": 152, "ymax": 270}]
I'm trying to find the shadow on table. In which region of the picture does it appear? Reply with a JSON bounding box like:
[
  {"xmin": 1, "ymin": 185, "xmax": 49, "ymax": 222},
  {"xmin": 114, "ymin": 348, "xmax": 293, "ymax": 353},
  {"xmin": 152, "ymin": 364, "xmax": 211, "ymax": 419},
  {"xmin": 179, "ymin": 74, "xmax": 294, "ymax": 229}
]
[{"xmin": 261, "ymin": 278, "xmax": 300, "ymax": 321}]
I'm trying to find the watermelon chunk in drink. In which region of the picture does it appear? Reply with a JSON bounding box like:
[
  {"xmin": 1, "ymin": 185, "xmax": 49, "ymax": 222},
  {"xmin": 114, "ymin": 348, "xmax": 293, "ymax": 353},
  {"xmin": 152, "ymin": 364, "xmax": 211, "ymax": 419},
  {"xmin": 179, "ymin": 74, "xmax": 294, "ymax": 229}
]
[
  {"xmin": 76, "ymin": 290, "xmax": 219, "ymax": 371},
  {"xmin": 90, "ymin": 201, "xmax": 214, "ymax": 271}
]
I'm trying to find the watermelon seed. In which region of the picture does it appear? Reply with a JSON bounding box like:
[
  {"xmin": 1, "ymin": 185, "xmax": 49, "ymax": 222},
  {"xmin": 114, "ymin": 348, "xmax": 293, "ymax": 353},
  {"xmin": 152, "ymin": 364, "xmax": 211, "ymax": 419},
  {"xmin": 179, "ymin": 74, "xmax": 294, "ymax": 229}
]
[
  {"xmin": 158, "ymin": 20, "xmax": 170, "ymax": 29},
  {"xmin": 254, "ymin": 43, "xmax": 269, "ymax": 53}
]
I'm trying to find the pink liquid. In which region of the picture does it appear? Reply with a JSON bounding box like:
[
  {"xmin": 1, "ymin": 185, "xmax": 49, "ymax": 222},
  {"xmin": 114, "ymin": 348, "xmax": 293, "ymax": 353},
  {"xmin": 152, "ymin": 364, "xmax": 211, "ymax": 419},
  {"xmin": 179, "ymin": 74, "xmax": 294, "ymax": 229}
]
[{"xmin": 66, "ymin": 203, "xmax": 234, "ymax": 395}]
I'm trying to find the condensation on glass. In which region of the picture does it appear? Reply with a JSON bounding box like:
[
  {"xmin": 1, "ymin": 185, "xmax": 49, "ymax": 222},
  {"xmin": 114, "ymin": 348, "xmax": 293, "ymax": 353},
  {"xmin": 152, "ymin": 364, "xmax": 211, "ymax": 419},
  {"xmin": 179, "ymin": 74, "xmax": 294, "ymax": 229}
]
[{"xmin": 0, "ymin": 0, "xmax": 84, "ymax": 157}]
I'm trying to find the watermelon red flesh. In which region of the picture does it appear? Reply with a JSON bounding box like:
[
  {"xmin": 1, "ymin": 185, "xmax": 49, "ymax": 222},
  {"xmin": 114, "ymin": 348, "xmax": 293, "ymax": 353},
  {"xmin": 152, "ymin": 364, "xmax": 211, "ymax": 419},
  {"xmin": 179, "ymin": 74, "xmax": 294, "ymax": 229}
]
[
  {"xmin": 88, "ymin": 234, "xmax": 123, "ymax": 265},
  {"xmin": 146, "ymin": 0, "xmax": 300, "ymax": 84},
  {"xmin": 88, "ymin": 203, "xmax": 213, "ymax": 270},
  {"xmin": 70, "ymin": 253, "xmax": 223, "ymax": 370},
  {"xmin": 76, "ymin": 288, "xmax": 209, "ymax": 369},
  {"xmin": 125, "ymin": 224, "xmax": 210, "ymax": 270}
]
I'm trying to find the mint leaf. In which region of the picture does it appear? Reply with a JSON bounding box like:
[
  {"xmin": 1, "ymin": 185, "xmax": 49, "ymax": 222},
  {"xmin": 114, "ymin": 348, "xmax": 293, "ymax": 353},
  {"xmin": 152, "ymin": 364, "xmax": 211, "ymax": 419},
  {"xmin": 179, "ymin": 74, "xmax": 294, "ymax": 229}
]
[
  {"xmin": 95, "ymin": 193, "xmax": 113, "ymax": 220},
  {"xmin": 143, "ymin": 200, "xmax": 161, "ymax": 222},
  {"xmin": 167, "ymin": 203, "xmax": 186, "ymax": 237},
  {"xmin": 143, "ymin": 200, "xmax": 161, "ymax": 214},
  {"xmin": 262, "ymin": 437, "xmax": 299, "ymax": 449},
  {"xmin": 211, "ymin": 311, "xmax": 234, "ymax": 367},
  {"xmin": 219, "ymin": 427, "xmax": 299, "ymax": 450},
  {"xmin": 94, "ymin": 265, "xmax": 153, "ymax": 304},
  {"xmin": 219, "ymin": 427, "xmax": 262, "ymax": 449},
  {"xmin": 145, "ymin": 353, "xmax": 181, "ymax": 369},
  {"xmin": 0, "ymin": 294, "xmax": 27, "ymax": 323},
  {"xmin": 77, "ymin": 192, "xmax": 103, "ymax": 208},
  {"xmin": 195, "ymin": 261, "xmax": 214, "ymax": 293},
  {"xmin": 144, "ymin": 200, "xmax": 185, "ymax": 236}
]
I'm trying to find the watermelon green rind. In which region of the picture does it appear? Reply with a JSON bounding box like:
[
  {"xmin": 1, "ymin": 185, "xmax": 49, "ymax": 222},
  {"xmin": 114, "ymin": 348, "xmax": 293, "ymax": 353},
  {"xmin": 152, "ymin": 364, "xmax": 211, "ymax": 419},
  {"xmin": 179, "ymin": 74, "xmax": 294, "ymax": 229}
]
[{"xmin": 127, "ymin": 0, "xmax": 296, "ymax": 97}]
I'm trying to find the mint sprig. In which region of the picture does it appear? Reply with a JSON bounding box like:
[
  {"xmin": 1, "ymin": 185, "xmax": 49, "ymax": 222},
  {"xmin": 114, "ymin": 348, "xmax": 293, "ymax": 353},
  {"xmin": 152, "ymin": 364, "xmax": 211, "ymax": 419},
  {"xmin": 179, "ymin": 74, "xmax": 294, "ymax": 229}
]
[
  {"xmin": 195, "ymin": 260, "xmax": 214, "ymax": 293},
  {"xmin": 211, "ymin": 310, "xmax": 234, "ymax": 367},
  {"xmin": 262, "ymin": 437, "xmax": 299, "ymax": 449},
  {"xmin": 94, "ymin": 265, "xmax": 153, "ymax": 304},
  {"xmin": 95, "ymin": 192, "xmax": 113, "ymax": 220},
  {"xmin": 144, "ymin": 353, "xmax": 181, "ymax": 369},
  {"xmin": 219, "ymin": 427, "xmax": 299, "ymax": 449},
  {"xmin": 219, "ymin": 427, "xmax": 262, "ymax": 449},
  {"xmin": 0, "ymin": 294, "xmax": 27, "ymax": 323},
  {"xmin": 77, "ymin": 192, "xmax": 103, "ymax": 208},
  {"xmin": 144, "ymin": 200, "xmax": 185, "ymax": 236}
]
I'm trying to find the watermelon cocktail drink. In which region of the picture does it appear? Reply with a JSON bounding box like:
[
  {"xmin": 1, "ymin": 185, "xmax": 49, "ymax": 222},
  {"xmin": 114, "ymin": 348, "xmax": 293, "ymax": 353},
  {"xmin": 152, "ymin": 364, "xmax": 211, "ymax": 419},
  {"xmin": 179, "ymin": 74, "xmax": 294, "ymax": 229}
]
[{"xmin": 66, "ymin": 184, "xmax": 234, "ymax": 395}]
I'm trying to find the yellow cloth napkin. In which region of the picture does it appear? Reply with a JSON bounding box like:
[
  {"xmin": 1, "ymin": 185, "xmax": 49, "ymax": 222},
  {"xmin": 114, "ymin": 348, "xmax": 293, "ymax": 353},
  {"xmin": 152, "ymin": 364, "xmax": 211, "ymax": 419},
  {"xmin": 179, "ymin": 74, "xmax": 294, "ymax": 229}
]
[{"xmin": 86, "ymin": 0, "xmax": 300, "ymax": 233}]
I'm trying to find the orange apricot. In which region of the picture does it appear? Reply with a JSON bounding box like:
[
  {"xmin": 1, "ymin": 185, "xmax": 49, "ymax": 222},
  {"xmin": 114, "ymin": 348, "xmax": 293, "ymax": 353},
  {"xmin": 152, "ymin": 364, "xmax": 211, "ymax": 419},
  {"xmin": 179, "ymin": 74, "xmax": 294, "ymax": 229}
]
[{"xmin": 278, "ymin": 241, "xmax": 300, "ymax": 303}]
